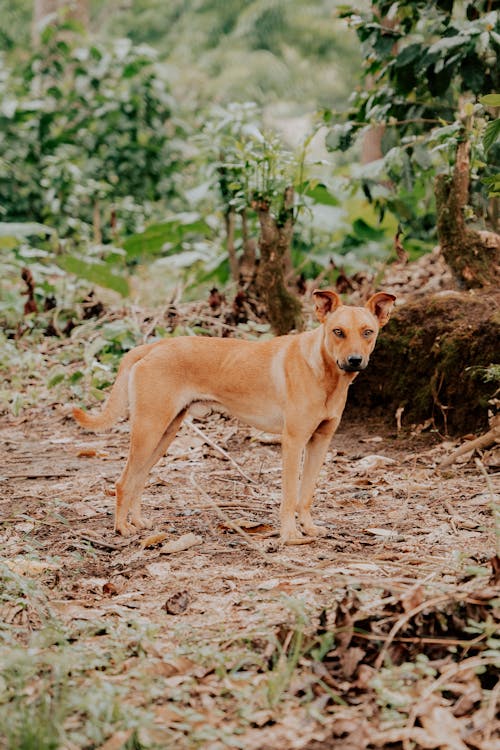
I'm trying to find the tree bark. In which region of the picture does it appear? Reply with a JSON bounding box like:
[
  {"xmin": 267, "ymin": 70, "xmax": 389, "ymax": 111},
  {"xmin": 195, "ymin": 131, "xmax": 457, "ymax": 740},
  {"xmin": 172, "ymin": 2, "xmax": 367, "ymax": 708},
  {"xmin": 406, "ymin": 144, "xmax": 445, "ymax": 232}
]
[
  {"xmin": 435, "ymin": 137, "xmax": 500, "ymax": 289},
  {"xmin": 254, "ymin": 186, "xmax": 303, "ymax": 335}
]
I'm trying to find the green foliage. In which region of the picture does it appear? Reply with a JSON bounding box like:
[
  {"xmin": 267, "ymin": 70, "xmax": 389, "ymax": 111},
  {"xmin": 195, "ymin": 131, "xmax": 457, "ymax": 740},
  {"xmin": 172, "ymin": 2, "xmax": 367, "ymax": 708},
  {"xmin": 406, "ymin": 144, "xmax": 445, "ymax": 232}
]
[
  {"xmin": 88, "ymin": 0, "xmax": 361, "ymax": 109},
  {"xmin": 0, "ymin": 26, "xmax": 183, "ymax": 293},
  {"xmin": 327, "ymin": 2, "xmax": 500, "ymax": 236},
  {"xmin": 200, "ymin": 102, "xmax": 300, "ymax": 215}
]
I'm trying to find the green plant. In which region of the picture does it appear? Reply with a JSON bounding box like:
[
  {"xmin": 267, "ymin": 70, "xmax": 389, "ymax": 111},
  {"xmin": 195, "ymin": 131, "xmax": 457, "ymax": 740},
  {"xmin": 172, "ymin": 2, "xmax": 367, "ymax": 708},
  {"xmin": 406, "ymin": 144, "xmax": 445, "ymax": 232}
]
[
  {"xmin": 326, "ymin": 1, "xmax": 500, "ymax": 243},
  {"xmin": 0, "ymin": 25, "xmax": 184, "ymax": 294}
]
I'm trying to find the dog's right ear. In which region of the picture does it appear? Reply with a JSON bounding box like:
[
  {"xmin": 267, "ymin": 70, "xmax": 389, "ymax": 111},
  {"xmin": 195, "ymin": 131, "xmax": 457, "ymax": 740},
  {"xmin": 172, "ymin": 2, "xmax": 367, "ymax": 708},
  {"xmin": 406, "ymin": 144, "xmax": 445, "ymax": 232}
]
[{"xmin": 313, "ymin": 289, "xmax": 342, "ymax": 322}]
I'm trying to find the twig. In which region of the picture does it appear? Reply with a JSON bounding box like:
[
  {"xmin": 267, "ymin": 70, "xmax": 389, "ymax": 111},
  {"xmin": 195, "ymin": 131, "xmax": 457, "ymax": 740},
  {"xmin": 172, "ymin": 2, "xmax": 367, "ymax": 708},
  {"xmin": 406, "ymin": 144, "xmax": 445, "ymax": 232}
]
[
  {"xmin": 442, "ymin": 498, "xmax": 458, "ymax": 534},
  {"xmin": 189, "ymin": 474, "xmax": 280, "ymax": 561},
  {"xmin": 184, "ymin": 418, "xmax": 255, "ymax": 483},
  {"xmin": 79, "ymin": 534, "xmax": 124, "ymax": 552},
  {"xmin": 354, "ymin": 630, "xmax": 488, "ymax": 650},
  {"xmin": 374, "ymin": 593, "xmax": 473, "ymax": 670},
  {"xmin": 439, "ymin": 416, "xmax": 500, "ymax": 468}
]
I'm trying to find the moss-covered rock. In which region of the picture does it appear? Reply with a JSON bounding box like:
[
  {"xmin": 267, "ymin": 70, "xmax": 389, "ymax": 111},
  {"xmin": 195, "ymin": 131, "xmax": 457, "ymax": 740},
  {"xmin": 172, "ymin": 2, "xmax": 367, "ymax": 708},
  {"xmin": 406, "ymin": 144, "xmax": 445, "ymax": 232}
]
[{"xmin": 350, "ymin": 291, "xmax": 500, "ymax": 434}]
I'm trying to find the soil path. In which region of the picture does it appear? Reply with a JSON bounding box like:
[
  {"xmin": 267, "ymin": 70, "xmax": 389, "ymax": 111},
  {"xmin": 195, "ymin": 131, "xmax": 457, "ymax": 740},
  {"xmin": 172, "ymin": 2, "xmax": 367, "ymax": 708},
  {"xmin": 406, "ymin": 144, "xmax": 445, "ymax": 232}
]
[{"xmin": 1, "ymin": 406, "xmax": 497, "ymax": 748}]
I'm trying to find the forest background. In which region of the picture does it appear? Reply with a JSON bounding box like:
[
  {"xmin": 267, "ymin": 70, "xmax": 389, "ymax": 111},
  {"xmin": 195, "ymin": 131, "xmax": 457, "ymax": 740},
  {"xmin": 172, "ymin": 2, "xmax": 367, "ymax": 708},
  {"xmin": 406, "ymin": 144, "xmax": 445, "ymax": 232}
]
[{"xmin": 0, "ymin": 2, "xmax": 499, "ymax": 750}]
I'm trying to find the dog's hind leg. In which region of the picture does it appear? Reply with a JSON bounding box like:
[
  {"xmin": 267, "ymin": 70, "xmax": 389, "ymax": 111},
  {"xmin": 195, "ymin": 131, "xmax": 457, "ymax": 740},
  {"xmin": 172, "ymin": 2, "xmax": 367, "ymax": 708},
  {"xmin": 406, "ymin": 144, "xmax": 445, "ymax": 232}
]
[
  {"xmin": 128, "ymin": 408, "xmax": 187, "ymax": 530},
  {"xmin": 114, "ymin": 357, "xmax": 187, "ymax": 536},
  {"xmin": 115, "ymin": 407, "xmax": 186, "ymax": 535},
  {"xmin": 297, "ymin": 419, "xmax": 337, "ymax": 536}
]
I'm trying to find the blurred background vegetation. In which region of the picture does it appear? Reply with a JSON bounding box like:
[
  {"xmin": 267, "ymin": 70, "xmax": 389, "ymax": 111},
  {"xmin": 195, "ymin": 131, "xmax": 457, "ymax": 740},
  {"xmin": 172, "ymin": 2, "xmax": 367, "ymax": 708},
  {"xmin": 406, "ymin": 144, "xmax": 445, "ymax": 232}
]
[{"xmin": 0, "ymin": 0, "xmax": 498, "ymax": 338}]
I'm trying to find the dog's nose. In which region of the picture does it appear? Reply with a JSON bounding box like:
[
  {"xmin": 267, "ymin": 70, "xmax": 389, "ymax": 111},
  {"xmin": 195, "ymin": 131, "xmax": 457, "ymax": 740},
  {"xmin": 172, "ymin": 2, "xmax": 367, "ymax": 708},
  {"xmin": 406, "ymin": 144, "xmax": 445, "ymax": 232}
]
[{"xmin": 347, "ymin": 354, "xmax": 363, "ymax": 369}]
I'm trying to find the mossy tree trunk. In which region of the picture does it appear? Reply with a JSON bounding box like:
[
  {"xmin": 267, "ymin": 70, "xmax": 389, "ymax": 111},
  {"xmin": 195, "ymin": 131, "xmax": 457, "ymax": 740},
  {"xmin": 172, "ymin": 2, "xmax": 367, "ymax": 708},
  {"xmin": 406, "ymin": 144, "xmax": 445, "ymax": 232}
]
[
  {"xmin": 253, "ymin": 186, "xmax": 303, "ymax": 335},
  {"xmin": 435, "ymin": 137, "xmax": 500, "ymax": 289}
]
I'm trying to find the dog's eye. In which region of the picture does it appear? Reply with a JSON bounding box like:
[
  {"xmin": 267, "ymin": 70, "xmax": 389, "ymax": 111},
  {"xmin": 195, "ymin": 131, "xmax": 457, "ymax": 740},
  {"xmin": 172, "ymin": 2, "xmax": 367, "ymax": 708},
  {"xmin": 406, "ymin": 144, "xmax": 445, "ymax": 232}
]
[
  {"xmin": 333, "ymin": 328, "xmax": 345, "ymax": 338},
  {"xmin": 363, "ymin": 329, "xmax": 374, "ymax": 338}
]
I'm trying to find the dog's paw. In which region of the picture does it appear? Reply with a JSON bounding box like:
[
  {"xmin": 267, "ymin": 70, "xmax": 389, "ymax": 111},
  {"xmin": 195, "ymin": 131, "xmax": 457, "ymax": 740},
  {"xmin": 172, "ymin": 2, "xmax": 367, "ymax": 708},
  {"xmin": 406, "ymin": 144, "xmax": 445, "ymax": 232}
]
[
  {"xmin": 280, "ymin": 526, "xmax": 314, "ymax": 546},
  {"xmin": 130, "ymin": 515, "xmax": 153, "ymax": 531},
  {"xmin": 115, "ymin": 521, "xmax": 137, "ymax": 537},
  {"xmin": 299, "ymin": 521, "xmax": 327, "ymax": 538}
]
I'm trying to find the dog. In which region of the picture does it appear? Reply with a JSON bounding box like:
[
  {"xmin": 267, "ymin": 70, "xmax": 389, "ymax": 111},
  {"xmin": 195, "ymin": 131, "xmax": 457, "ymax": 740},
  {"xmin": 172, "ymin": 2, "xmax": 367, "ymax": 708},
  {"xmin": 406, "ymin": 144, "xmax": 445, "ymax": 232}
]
[{"xmin": 73, "ymin": 289, "xmax": 395, "ymax": 544}]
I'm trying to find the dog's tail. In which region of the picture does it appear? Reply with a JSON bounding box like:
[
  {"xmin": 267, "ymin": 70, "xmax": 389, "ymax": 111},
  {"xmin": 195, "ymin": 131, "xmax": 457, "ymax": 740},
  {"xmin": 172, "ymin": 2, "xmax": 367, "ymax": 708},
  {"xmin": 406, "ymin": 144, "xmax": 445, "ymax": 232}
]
[{"xmin": 73, "ymin": 342, "xmax": 156, "ymax": 432}]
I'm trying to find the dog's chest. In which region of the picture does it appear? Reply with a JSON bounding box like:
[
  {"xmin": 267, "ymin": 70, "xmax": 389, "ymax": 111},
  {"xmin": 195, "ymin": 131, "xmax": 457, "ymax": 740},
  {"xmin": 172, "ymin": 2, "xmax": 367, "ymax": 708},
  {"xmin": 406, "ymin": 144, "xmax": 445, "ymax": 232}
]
[
  {"xmin": 324, "ymin": 382, "xmax": 350, "ymax": 422},
  {"xmin": 232, "ymin": 406, "xmax": 284, "ymax": 434}
]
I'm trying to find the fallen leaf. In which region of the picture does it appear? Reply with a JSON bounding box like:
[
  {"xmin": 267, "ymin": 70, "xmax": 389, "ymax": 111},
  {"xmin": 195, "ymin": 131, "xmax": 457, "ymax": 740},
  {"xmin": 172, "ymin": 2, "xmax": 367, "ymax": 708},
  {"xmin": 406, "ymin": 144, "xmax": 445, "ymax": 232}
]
[
  {"xmin": 160, "ymin": 533, "xmax": 202, "ymax": 555},
  {"xmin": 153, "ymin": 704, "xmax": 185, "ymax": 724},
  {"xmin": 364, "ymin": 527, "xmax": 396, "ymax": 538},
  {"xmin": 96, "ymin": 729, "xmax": 134, "ymax": 750},
  {"xmin": 419, "ymin": 703, "xmax": 469, "ymax": 750},
  {"xmin": 163, "ymin": 590, "xmax": 190, "ymax": 615},
  {"xmin": 401, "ymin": 585, "xmax": 424, "ymax": 612},
  {"xmin": 340, "ymin": 646, "xmax": 366, "ymax": 678},
  {"xmin": 469, "ymin": 492, "xmax": 500, "ymax": 506},
  {"xmin": 218, "ymin": 518, "xmax": 274, "ymax": 535},
  {"xmin": 350, "ymin": 455, "xmax": 396, "ymax": 474},
  {"xmin": 140, "ymin": 532, "xmax": 169, "ymax": 549},
  {"xmin": 146, "ymin": 562, "xmax": 172, "ymax": 578},
  {"xmin": 77, "ymin": 448, "xmax": 97, "ymax": 457},
  {"xmin": 6, "ymin": 558, "xmax": 59, "ymax": 576}
]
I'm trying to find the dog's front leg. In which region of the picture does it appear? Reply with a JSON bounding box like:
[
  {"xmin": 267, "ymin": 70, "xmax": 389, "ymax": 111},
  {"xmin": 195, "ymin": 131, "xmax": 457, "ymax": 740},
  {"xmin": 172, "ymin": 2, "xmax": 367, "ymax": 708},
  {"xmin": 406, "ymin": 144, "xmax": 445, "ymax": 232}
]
[
  {"xmin": 280, "ymin": 430, "xmax": 307, "ymax": 544},
  {"xmin": 298, "ymin": 419, "xmax": 338, "ymax": 536}
]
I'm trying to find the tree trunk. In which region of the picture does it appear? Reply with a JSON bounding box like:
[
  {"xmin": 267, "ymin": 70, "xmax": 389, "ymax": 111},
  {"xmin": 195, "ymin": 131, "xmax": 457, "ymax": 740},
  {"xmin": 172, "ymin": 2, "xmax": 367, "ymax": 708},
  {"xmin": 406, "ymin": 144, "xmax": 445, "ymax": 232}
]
[
  {"xmin": 254, "ymin": 186, "xmax": 303, "ymax": 335},
  {"xmin": 224, "ymin": 209, "xmax": 239, "ymax": 282},
  {"xmin": 435, "ymin": 137, "xmax": 500, "ymax": 289},
  {"xmin": 361, "ymin": 124, "xmax": 385, "ymax": 164}
]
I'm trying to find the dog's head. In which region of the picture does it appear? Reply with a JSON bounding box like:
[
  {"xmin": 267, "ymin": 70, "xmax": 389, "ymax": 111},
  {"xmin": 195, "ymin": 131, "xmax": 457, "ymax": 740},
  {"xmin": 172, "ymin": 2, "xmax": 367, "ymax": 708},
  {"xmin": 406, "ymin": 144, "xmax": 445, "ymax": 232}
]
[{"xmin": 313, "ymin": 289, "xmax": 396, "ymax": 373}]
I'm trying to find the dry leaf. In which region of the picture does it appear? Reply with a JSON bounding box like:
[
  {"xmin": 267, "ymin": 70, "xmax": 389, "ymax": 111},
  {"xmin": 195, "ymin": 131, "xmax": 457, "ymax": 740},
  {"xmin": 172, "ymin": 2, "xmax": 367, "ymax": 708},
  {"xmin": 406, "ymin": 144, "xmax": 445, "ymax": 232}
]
[
  {"xmin": 364, "ymin": 527, "xmax": 395, "ymax": 537},
  {"xmin": 77, "ymin": 448, "xmax": 97, "ymax": 457},
  {"xmin": 419, "ymin": 703, "xmax": 469, "ymax": 750},
  {"xmin": 163, "ymin": 590, "xmax": 190, "ymax": 615},
  {"xmin": 160, "ymin": 533, "xmax": 202, "ymax": 554},
  {"xmin": 6, "ymin": 558, "xmax": 59, "ymax": 576},
  {"xmin": 218, "ymin": 518, "xmax": 274, "ymax": 534},
  {"xmin": 96, "ymin": 730, "xmax": 134, "ymax": 750},
  {"xmin": 140, "ymin": 532, "xmax": 169, "ymax": 549},
  {"xmin": 401, "ymin": 585, "xmax": 424, "ymax": 612},
  {"xmin": 340, "ymin": 646, "xmax": 366, "ymax": 679},
  {"xmin": 146, "ymin": 562, "xmax": 172, "ymax": 578},
  {"xmin": 350, "ymin": 455, "xmax": 396, "ymax": 474}
]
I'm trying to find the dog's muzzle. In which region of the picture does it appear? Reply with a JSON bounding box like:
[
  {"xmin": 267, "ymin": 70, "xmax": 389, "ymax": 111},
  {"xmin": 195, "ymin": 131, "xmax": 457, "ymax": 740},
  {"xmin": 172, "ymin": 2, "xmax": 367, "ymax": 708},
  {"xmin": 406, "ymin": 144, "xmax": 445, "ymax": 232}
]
[{"xmin": 339, "ymin": 355, "xmax": 366, "ymax": 372}]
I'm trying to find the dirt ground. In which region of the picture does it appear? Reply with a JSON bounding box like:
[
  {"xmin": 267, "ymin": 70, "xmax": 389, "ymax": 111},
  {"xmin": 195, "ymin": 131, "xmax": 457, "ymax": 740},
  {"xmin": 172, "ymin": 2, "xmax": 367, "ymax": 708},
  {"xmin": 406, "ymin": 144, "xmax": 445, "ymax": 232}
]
[{"xmin": 1, "ymin": 400, "xmax": 498, "ymax": 748}]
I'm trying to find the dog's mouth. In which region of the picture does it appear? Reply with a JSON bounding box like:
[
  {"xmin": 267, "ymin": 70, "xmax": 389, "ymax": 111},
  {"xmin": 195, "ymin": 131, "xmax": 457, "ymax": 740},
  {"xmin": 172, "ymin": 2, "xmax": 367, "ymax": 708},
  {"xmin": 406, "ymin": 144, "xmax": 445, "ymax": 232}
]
[{"xmin": 337, "ymin": 360, "xmax": 367, "ymax": 373}]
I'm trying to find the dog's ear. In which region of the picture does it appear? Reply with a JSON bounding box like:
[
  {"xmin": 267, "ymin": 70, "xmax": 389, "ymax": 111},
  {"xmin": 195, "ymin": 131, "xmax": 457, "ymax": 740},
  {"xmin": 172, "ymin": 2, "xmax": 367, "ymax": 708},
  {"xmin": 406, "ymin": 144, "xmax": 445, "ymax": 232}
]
[
  {"xmin": 313, "ymin": 289, "xmax": 342, "ymax": 322},
  {"xmin": 365, "ymin": 292, "xmax": 396, "ymax": 327}
]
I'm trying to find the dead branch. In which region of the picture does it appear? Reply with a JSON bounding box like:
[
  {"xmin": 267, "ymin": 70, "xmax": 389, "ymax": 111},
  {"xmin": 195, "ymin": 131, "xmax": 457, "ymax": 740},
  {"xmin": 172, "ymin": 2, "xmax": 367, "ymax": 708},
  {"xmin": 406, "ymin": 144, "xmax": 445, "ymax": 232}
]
[
  {"xmin": 439, "ymin": 415, "xmax": 500, "ymax": 468},
  {"xmin": 184, "ymin": 418, "xmax": 255, "ymax": 483}
]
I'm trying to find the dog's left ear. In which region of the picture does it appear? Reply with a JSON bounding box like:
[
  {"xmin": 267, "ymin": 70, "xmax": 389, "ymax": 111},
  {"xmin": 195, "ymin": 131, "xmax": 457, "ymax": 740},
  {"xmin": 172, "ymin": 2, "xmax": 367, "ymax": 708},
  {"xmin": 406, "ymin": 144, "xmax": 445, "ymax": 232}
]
[
  {"xmin": 365, "ymin": 292, "xmax": 396, "ymax": 327},
  {"xmin": 313, "ymin": 289, "xmax": 342, "ymax": 322}
]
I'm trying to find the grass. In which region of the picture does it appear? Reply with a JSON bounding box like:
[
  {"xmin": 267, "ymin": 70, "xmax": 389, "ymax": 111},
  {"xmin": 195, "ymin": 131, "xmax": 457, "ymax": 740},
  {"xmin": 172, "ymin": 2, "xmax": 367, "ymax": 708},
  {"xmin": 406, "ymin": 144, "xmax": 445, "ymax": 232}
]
[{"xmin": 1, "ymin": 553, "xmax": 499, "ymax": 749}]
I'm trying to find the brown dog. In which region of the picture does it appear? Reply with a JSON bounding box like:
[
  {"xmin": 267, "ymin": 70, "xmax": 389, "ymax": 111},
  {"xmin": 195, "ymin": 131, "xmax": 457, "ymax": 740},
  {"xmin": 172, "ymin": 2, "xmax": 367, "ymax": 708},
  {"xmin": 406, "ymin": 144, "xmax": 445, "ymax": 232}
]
[{"xmin": 73, "ymin": 290, "xmax": 395, "ymax": 543}]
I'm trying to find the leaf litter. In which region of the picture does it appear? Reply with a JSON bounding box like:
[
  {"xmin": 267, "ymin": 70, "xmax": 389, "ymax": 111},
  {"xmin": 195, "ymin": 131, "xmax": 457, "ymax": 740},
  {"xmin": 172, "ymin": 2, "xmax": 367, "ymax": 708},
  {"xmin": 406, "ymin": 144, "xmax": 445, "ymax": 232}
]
[{"xmin": 0, "ymin": 359, "xmax": 499, "ymax": 748}]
